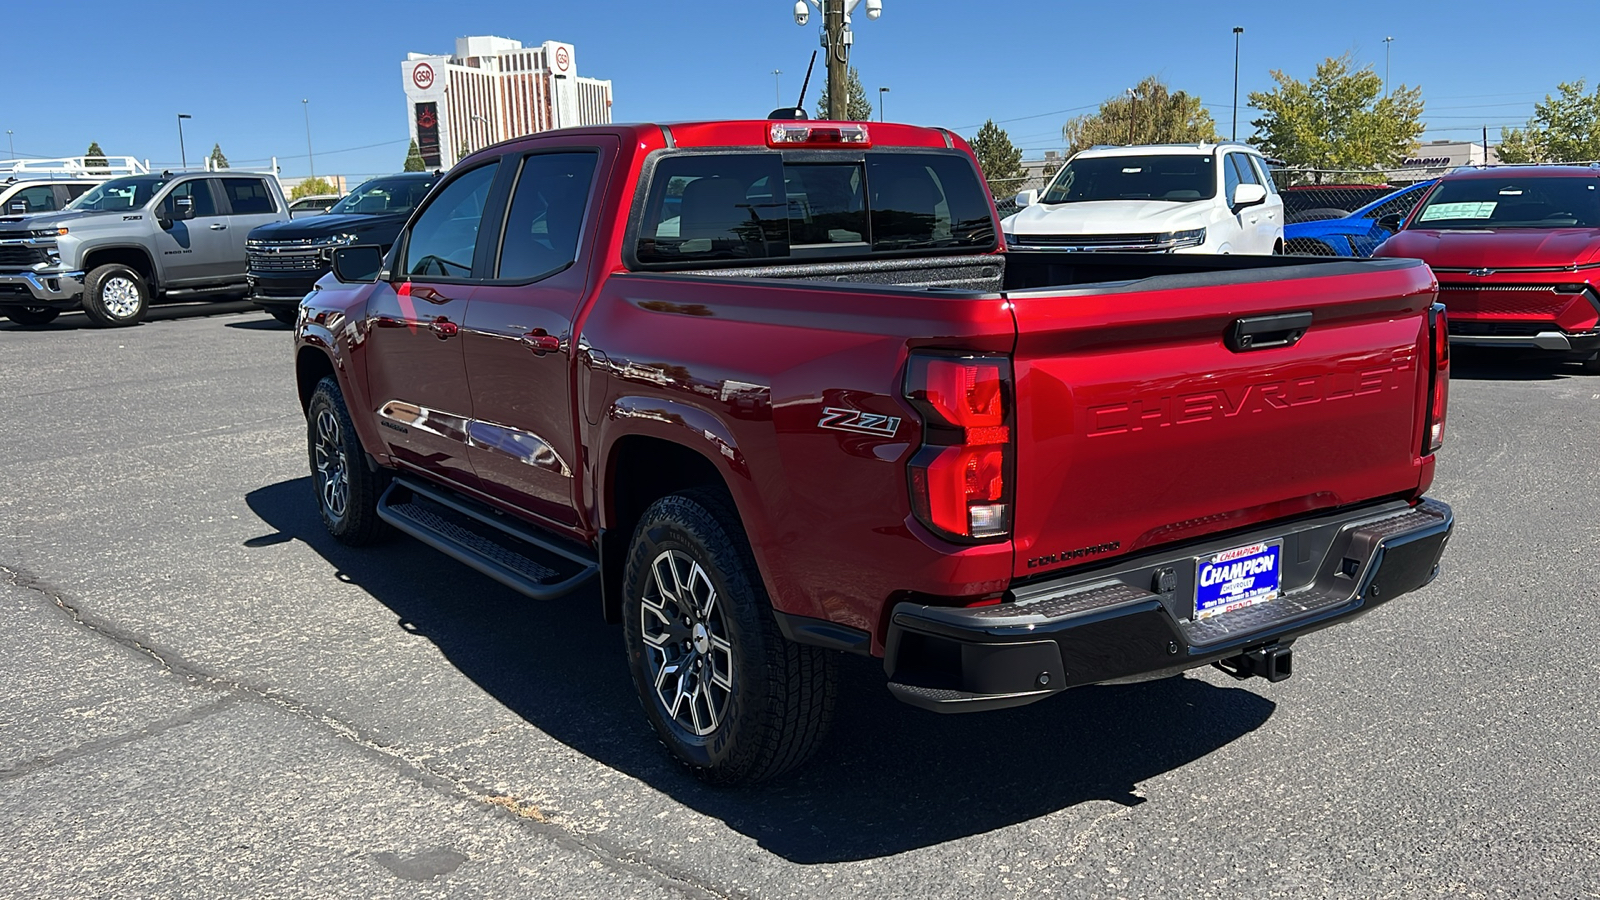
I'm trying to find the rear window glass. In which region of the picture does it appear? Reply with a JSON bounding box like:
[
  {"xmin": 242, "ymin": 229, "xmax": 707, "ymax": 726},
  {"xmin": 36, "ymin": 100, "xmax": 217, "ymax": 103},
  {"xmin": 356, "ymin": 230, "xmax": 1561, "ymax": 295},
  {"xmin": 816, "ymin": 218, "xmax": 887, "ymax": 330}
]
[{"xmin": 634, "ymin": 151, "xmax": 994, "ymax": 266}]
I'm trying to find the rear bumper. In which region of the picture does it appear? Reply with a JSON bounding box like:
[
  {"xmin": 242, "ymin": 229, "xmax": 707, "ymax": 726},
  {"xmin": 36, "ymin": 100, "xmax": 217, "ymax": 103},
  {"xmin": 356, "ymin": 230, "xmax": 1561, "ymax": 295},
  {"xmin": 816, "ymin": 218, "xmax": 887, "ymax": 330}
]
[
  {"xmin": 884, "ymin": 498, "xmax": 1453, "ymax": 712},
  {"xmin": 1447, "ymin": 328, "xmax": 1600, "ymax": 353},
  {"xmin": 0, "ymin": 270, "xmax": 85, "ymax": 304}
]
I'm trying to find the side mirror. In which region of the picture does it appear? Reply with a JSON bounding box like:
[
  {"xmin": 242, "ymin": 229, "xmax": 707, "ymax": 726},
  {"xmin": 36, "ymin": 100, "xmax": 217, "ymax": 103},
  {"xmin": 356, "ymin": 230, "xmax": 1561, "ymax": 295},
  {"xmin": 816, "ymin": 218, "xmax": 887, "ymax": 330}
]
[
  {"xmin": 1014, "ymin": 189, "xmax": 1040, "ymax": 208},
  {"xmin": 8, "ymin": 200, "xmax": 26, "ymax": 214},
  {"xmin": 1231, "ymin": 183, "xmax": 1268, "ymax": 210},
  {"xmin": 173, "ymin": 196, "xmax": 195, "ymax": 220},
  {"xmin": 1376, "ymin": 213, "xmax": 1404, "ymax": 232},
  {"xmin": 331, "ymin": 245, "xmax": 384, "ymax": 283}
]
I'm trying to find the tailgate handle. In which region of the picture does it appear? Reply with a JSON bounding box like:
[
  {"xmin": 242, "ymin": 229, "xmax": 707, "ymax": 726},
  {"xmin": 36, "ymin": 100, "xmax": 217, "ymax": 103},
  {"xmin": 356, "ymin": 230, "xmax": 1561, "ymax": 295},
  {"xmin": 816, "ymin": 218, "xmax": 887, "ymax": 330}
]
[{"xmin": 1227, "ymin": 311, "xmax": 1313, "ymax": 352}]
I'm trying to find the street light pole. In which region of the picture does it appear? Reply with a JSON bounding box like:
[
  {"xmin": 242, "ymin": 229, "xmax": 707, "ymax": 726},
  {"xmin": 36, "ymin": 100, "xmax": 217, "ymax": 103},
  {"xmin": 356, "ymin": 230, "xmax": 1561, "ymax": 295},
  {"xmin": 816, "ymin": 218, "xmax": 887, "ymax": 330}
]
[
  {"xmin": 772, "ymin": 69, "xmax": 783, "ymax": 107},
  {"xmin": 177, "ymin": 114, "xmax": 191, "ymax": 169},
  {"xmin": 878, "ymin": 86, "xmax": 889, "ymax": 122},
  {"xmin": 470, "ymin": 114, "xmax": 489, "ymax": 154},
  {"xmin": 302, "ymin": 99, "xmax": 315, "ymax": 180},
  {"xmin": 1232, "ymin": 26, "xmax": 1244, "ymax": 141},
  {"xmin": 5, "ymin": 130, "xmax": 13, "ymax": 159},
  {"xmin": 1383, "ymin": 36, "xmax": 1394, "ymax": 98},
  {"xmin": 1127, "ymin": 88, "xmax": 1138, "ymax": 144}
]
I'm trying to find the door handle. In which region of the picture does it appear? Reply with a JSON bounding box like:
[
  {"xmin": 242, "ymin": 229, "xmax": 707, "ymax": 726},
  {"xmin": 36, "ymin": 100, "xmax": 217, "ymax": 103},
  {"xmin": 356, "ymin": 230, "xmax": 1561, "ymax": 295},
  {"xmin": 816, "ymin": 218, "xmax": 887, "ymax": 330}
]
[
  {"xmin": 428, "ymin": 316, "xmax": 459, "ymax": 339},
  {"xmin": 209, "ymin": 223, "xmax": 227, "ymax": 230},
  {"xmin": 1226, "ymin": 311, "xmax": 1313, "ymax": 352},
  {"xmin": 521, "ymin": 329, "xmax": 562, "ymax": 354}
]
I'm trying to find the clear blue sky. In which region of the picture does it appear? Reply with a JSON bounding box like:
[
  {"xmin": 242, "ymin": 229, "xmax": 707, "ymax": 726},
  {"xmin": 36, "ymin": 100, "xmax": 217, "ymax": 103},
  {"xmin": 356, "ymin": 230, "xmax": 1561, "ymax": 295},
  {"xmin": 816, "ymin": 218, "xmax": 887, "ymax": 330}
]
[{"xmin": 6, "ymin": 0, "xmax": 1594, "ymax": 180}]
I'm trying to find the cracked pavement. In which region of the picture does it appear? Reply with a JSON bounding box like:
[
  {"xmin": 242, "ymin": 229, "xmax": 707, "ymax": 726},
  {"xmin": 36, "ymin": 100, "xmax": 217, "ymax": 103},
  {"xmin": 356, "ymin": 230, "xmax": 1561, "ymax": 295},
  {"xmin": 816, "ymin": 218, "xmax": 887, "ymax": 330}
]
[{"xmin": 2, "ymin": 307, "xmax": 1598, "ymax": 898}]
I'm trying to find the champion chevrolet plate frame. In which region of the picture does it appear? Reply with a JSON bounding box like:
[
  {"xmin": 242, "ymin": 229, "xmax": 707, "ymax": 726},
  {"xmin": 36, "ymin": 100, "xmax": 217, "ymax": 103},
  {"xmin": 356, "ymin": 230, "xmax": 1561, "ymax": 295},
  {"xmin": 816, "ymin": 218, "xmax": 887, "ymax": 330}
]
[{"xmin": 1195, "ymin": 540, "xmax": 1284, "ymax": 620}]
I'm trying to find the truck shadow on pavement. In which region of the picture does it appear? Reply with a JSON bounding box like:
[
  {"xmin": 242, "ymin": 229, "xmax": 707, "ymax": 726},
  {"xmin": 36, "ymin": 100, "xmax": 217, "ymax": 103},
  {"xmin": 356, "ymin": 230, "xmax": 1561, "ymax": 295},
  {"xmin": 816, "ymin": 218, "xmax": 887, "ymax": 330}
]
[
  {"xmin": 247, "ymin": 477, "xmax": 1277, "ymax": 864},
  {"xmin": 0, "ymin": 300, "xmax": 260, "ymax": 331}
]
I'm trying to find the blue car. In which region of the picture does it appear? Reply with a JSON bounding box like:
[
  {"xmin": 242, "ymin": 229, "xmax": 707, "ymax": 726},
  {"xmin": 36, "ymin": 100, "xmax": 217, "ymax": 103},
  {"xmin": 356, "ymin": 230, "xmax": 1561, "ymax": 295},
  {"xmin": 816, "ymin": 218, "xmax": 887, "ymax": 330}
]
[{"xmin": 1283, "ymin": 180, "xmax": 1436, "ymax": 257}]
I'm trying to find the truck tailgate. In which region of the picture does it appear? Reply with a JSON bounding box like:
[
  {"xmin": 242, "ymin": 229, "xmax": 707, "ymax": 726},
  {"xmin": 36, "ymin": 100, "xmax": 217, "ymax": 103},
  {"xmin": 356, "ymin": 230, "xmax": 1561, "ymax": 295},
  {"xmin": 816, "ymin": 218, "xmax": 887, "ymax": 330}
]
[{"xmin": 1008, "ymin": 258, "xmax": 1437, "ymax": 580}]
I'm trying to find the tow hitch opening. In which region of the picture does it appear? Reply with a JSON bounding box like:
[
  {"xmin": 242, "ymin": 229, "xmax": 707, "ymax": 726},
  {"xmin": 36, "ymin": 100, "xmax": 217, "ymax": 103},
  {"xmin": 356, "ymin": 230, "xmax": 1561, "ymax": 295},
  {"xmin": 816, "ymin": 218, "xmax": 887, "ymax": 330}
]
[{"xmin": 1213, "ymin": 642, "xmax": 1294, "ymax": 683}]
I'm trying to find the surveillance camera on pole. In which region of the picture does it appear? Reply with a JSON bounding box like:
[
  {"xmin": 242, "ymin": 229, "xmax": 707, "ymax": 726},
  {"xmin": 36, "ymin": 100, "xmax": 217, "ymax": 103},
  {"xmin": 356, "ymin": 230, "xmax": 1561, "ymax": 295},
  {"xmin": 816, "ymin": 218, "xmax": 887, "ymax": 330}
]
[{"xmin": 790, "ymin": 0, "xmax": 882, "ymax": 121}]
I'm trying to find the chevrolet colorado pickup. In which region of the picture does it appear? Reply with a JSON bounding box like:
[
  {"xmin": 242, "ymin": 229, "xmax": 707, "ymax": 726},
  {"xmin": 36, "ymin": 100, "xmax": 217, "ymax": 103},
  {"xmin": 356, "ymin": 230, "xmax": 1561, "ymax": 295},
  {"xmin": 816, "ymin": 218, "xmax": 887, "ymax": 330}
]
[
  {"xmin": 293, "ymin": 120, "xmax": 1454, "ymax": 784},
  {"xmin": 1374, "ymin": 164, "xmax": 1600, "ymax": 372},
  {"xmin": 0, "ymin": 171, "xmax": 287, "ymax": 327}
]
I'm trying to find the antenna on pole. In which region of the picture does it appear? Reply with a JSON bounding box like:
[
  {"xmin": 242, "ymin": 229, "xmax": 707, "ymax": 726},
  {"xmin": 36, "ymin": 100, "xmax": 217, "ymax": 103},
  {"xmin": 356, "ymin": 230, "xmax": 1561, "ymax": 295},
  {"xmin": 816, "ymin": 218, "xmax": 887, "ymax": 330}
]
[{"xmin": 796, "ymin": 50, "xmax": 818, "ymax": 110}]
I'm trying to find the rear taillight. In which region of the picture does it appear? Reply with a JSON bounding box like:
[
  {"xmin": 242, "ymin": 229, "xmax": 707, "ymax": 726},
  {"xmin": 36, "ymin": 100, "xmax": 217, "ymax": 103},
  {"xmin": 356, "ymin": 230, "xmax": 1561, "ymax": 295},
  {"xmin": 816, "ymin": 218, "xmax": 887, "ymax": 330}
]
[
  {"xmin": 1425, "ymin": 302, "xmax": 1449, "ymax": 453},
  {"xmin": 905, "ymin": 354, "xmax": 1013, "ymax": 541}
]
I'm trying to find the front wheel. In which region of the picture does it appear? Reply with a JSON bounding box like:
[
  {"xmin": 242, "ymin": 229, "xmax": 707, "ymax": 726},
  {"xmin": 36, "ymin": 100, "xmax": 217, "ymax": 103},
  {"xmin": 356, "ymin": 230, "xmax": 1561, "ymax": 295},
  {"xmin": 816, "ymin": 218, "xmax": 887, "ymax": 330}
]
[
  {"xmin": 4, "ymin": 306, "xmax": 60, "ymax": 326},
  {"xmin": 623, "ymin": 489, "xmax": 836, "ymax": 785},
  {"xmin": 306, "ymin": 376, "xmax": 391, "ymax": 545},
  {"xmin": 81, "ymin": 264, "xmax": 151, "ymax": 327}
]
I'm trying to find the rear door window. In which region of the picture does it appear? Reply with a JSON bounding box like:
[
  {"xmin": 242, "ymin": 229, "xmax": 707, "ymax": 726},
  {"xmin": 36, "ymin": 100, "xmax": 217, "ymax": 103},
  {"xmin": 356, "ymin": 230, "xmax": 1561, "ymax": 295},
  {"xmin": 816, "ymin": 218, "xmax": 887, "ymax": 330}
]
[
  {"xmin": 220, "ymin": 177, "xmax": 277, "ymax": 214},
  {"xmin": 634, "ymin": 151, "xmax": 995, "ymax": 266},
  {"xmin": 496, "ymin": 151, "xmax": 599, "ymax": 280}
]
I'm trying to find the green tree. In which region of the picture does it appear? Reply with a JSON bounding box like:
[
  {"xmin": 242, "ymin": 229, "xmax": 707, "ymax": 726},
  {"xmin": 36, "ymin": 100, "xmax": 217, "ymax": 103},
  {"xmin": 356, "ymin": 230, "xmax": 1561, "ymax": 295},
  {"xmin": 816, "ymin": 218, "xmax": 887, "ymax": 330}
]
[
  {"xmin": 84, "ymin": 141, "xmax": 108, "ymax": 168},
  {"xmin": 291, "ymin": 176, "xmax": 337, "ymax": 200},
  {"xmin": 403, "ymin": 139, "xmax": 426, "ymax": 172},
  {"xmin": 208, "ymin": 143, "xmax": 229, "ymax": 169},
  {"xmin": 1248, "ymin": 53, "xmax": 1424, "ymax": 183},
  {"xmin": 1498, "ymin": 80, "xmax": 1600, "ymax": 163},
  {"xmin": 815, "ymin": 66, "xmax": 874, "ymax": 121},
  {"xmin": 1061, "ymin": 77, "xmax": 1218, "ymax": 155},
  {"xmin": 971, "ymin": 119, "xmax": 1026, "ymax": 202}
]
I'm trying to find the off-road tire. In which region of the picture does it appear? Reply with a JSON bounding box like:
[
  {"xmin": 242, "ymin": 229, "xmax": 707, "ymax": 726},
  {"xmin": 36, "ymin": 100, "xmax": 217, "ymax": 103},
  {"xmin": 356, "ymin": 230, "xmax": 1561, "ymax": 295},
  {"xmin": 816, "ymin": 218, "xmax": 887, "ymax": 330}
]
[
  {"xmin": 4, "ymin": 306, "xmax": 60, "ymax": 326},
  {"xmin": 307, "ymin": 376, "xmax": 391, "ymax": 546},
  {"xmin": 269, "ymin": 308, "xmax": 298, "ymax": 327},
  {"xmin": 623, "ymin": 489, "xmax": 836, "ymax": 785},
  {"xmin": 81, "ymin": 264, "xmax": 151, "ymax": 327}
]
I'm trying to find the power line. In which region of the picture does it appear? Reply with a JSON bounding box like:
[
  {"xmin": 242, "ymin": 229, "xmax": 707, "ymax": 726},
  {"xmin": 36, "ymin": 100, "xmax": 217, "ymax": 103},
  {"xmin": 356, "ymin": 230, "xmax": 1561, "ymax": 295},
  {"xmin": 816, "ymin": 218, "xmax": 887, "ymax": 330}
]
[{"xmin": 952, "ymin": 104, "xmax": 1100, "ymax": 132}]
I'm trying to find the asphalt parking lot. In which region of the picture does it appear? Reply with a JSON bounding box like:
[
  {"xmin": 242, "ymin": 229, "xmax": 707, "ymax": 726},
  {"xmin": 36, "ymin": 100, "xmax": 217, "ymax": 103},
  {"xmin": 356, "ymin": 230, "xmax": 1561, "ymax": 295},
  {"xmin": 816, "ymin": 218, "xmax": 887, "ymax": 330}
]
[{"xmin": 2, "ymin": 306, "xmax": 1598, "ymax": 899}]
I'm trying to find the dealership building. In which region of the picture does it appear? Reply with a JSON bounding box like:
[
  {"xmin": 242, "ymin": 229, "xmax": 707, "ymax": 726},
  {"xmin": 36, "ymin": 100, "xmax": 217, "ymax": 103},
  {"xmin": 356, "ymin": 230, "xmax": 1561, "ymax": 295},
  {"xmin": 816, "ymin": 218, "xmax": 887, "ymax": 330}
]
[{"xmin": 401, "ymin": 35, "xmax": 614, "ymax": 169}]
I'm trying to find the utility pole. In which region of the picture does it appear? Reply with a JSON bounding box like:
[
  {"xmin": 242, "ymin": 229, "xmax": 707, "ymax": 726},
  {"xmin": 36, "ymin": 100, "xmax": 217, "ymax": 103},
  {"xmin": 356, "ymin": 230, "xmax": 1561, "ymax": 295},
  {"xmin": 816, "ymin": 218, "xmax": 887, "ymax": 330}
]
[
  {"xmin": 1232, "ymin": 27, "xmax": 1244, "ymax": 141},
  {"xmin": 772, "ymin": 69, "xmax": 783, "ymax": 107},
  {"xmin": 1126, "ymin": 88, "xmax": 1138, "ymax": 145},
  {"xmin": 878, "ymin": 86, "xmax": 889, "ymax": 122},
  {"xmin": 1383, "ymin": 36, "xmax": 1394, "ymax": 97},
  {"xmin": 302, "ymin": 99, "xmax": 316, "ymax": 180},
  {"xmin": 177, "ymin": 114, "xmax": 191, "ymax": 169},
  {"xmin": 825, "ymin": 0, "xmax": 847, "ymax": 121},
  {"xmin": 1483, "ymin": 125, "xmax": 1489, "ymax": 165}
]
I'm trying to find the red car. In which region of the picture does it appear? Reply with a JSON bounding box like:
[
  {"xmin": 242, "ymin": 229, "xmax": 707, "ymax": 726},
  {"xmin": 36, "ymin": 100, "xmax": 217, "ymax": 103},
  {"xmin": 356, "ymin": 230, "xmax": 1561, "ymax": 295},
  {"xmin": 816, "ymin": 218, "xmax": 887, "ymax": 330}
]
[
  {"xmin": 293, "ymin": 119, "xmax": 1453, "ymax": 783},
  {"xmin": 1375, "ymin": 165, "xmax": 1600, "ymax": 372}
]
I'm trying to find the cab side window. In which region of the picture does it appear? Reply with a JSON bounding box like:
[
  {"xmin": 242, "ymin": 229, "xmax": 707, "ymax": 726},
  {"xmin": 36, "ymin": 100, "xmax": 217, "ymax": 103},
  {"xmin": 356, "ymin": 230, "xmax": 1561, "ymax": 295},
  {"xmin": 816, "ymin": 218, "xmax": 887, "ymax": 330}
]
[
  {"xmin": 169, "ymin": 179, "xmax": 219, "ymax": 217},
  {"xmin": 402, "ymin": 162, "xmax": 500, "ymax": 279},
  {"xmin": 8, "ymin": 185, "xmax": 55, "ymax": 213},
  {"xmin": 221, "ymin": 177, "xmax": 277, "ymax": 214},
  {"xmin": 1224, "ymin": 154, "xmax": 1243, "ymax": 202},
  {"xmin": 496, "ymin": 152, "xmax": 598, "ymax": 281}
]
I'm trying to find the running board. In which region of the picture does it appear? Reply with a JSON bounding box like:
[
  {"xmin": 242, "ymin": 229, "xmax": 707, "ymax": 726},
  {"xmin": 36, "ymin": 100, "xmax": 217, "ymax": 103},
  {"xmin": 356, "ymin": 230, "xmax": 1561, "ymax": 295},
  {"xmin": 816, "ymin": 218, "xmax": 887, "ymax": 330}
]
[{"xmin": 377, "ymin": 475, "xmax": 598, "ymax": 600}]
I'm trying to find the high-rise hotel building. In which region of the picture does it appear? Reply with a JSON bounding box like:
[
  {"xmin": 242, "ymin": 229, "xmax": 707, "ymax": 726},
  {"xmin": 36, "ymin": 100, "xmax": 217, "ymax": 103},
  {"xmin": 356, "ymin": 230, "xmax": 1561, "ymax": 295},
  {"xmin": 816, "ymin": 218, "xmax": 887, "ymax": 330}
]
[{"xmin": 401, "ymin": 35, "xmax": 614, "ymax": 169}]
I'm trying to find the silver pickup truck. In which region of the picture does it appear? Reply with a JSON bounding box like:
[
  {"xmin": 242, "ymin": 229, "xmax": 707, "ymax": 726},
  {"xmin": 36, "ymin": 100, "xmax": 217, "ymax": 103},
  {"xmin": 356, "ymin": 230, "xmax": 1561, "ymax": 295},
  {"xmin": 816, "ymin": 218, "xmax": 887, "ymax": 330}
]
[{"xmin": 0, "ymin": 171, "xmax": 288, "ymax": 327}]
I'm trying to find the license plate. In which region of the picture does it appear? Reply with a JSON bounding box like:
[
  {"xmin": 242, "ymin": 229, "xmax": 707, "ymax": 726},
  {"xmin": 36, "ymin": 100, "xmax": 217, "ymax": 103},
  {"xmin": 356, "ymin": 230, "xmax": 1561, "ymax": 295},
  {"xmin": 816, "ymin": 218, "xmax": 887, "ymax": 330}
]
[{"xmin": 1195, "ymin": 541, "xmax": 1282, "ymax": 620}]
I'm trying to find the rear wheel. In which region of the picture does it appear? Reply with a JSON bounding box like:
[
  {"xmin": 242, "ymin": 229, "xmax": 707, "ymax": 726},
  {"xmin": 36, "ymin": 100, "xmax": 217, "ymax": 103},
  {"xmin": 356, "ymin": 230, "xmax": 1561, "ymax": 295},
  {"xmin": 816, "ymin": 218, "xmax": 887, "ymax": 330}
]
[
  {"xmin": 4, "ymin": 306, "xmax": 60, "ymax": 326},
  {"xmin": 81, "ymin": 264, "xmax": 150, "ymax": 327},
  {"xmin": 307, "ymin": 376, "xmax": 391, "ymax": 545},
  {"xmin": 623, "ymin": 489, "xmax": 836, "ymax": 785}
]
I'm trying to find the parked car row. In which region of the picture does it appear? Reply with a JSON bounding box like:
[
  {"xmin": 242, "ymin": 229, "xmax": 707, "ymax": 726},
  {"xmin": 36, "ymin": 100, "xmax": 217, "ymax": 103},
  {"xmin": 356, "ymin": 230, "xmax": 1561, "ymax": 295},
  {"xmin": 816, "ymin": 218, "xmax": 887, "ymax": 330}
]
[{"xmin": 0, "ymin": 163, "xmax": 430, "ymax": 327}]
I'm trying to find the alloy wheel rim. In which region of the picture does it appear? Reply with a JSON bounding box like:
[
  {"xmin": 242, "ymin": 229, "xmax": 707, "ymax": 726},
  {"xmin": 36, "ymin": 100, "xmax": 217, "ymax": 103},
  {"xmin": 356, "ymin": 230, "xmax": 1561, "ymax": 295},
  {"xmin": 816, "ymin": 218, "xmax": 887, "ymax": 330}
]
[
  {"xmin": 101, "ymin": 277, "xmax": 141, "ymax": 318},
  {"xmin": 640, "ymin": 548, "xmax": 734, "ymax": 737},
  {"xmin": 313, "ymin": 408, "xmax": 349, "ymax": 520}
]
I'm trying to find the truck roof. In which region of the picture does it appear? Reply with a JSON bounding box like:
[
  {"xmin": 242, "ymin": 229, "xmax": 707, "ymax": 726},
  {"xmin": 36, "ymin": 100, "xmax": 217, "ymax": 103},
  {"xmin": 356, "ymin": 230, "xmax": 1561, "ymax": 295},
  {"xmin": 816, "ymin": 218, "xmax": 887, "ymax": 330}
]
[{"xmin": 478, "ymin": 120, "xmax": 962, "ymax": 152}]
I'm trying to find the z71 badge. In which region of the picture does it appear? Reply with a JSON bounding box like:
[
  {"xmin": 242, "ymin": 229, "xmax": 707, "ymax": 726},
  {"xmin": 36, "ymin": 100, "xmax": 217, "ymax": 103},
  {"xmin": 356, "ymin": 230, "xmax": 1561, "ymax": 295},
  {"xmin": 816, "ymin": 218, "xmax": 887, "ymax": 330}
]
[{"xmin": 818, "ymin": 407, "xmax": 901, "ymax": 438}]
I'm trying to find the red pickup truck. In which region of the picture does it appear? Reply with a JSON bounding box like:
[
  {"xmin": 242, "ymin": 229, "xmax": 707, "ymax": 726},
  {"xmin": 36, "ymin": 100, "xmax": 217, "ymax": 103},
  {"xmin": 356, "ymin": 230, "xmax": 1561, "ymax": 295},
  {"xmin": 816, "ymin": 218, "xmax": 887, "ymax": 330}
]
[
  {"xmin": 293, "ymin": 120, "xmax": 1454, "ymax": 784},
  {"xmin": 1374, "ymin": 164, "xmax": 1600, "ymax": 372}
]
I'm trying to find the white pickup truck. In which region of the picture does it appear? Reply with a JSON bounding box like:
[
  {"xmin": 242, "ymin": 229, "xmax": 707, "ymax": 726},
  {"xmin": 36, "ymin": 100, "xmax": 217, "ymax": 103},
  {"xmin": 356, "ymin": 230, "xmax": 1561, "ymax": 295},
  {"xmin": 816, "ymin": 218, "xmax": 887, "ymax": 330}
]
[{"xmin": 1002, "ymin": 143, "xmax": 1284, "ymax": 255}]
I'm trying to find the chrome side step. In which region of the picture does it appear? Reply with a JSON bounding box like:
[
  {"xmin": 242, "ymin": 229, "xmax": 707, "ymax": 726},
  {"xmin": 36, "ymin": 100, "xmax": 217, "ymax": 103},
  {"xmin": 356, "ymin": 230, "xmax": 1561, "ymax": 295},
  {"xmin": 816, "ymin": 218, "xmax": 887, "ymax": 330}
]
[{"xmin": 377, "ymin": 475, "xmax": 598, "ymax": 600}]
